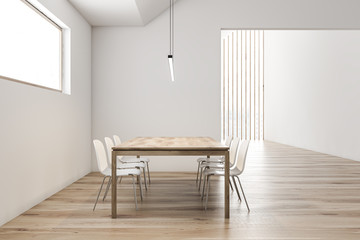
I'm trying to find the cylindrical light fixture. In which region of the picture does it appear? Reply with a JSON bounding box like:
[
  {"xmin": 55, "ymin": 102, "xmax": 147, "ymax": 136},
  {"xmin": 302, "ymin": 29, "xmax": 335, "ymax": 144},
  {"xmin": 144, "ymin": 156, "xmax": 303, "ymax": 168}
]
[{"xmin": 168, "ymin": 55, "xmax": 174, "ymax": 82}]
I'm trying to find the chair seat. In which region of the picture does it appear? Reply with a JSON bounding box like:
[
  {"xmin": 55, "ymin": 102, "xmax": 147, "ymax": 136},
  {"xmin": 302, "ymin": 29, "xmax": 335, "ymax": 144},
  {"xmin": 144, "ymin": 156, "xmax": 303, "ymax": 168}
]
[
  {"xmin": 102, "ymin": 167, "xmax": 141, "ymax": 177},
  {"xmin": 117, "ymin": 162, "xmax": 146, "ymax": 169},
  {"xmin": 203, "ymin": 167, "xmax": 241, "ymax": 176},
  {"xmin": 119, "ymin": 156, "xmax": 150, "ymax": 163},
  {"xmin": 200, "ymin": 162, "xmax": 225, "ymax": 169},
  {"xmin": 197, "ymin": 156, "xmax": 224, "ymax": 163}
]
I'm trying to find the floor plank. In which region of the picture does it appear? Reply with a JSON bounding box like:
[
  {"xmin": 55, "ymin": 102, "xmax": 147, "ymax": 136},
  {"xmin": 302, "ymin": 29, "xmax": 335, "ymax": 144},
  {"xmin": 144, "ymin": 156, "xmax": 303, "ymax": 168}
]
[{"xmin": 1, "ymin": 141, "xmax": 360, "ymax": 239}]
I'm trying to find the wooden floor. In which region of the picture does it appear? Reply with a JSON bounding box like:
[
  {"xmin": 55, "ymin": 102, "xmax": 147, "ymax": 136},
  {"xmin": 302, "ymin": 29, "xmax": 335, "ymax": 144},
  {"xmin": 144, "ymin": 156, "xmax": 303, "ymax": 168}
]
[{"xmin": 1, "ymin": 141, "xmax": 360, "ymax": 239}]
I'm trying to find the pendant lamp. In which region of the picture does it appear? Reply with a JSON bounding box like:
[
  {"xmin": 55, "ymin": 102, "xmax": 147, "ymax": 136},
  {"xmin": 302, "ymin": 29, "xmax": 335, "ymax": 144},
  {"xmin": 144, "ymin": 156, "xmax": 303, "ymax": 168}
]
[{"xmin": 168, "ymin": 0, "xmax": 174, "ymax": 82}]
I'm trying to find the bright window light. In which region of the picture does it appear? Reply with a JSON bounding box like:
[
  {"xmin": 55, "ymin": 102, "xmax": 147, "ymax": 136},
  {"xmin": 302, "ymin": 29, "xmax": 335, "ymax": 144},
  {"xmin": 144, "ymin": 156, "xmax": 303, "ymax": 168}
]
[
  {"xmin": 0, "ymin": 0, "xmax": 62, "ymax": 91},
  {"xmin": 221, "ymin": 30, "xmax": 265, "ymax": 141}
]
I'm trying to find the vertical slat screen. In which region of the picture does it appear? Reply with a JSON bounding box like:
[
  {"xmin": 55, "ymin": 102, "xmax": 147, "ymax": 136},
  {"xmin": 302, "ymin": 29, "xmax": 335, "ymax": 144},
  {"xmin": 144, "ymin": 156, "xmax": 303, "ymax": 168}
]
[{"xmin": 221, "ymin": 30, "xmax": 264, "ymax": 141}]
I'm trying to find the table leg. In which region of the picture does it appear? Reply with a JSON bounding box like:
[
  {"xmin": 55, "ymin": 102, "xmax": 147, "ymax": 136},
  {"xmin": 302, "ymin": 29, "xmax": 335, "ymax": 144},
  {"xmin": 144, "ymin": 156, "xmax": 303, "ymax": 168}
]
[
  {"xmin": 224, "ymin": 151, "xmax": 230, "ymax": 219},
  {"xmin": 111, "ymin": 151, "xmax": 117, "ymax": 218}
]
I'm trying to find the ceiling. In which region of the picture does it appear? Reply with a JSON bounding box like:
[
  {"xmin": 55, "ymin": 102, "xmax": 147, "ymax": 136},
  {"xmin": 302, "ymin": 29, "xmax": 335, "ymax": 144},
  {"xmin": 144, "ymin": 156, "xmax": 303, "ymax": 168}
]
[{"xmin": 68, "ymin": 0, "xmax": 179, "ymax": 27}]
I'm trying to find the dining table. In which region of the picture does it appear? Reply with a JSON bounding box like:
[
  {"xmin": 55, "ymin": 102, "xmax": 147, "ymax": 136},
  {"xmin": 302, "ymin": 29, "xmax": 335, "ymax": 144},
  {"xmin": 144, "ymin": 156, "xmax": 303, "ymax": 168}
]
[{"xmin": 111, "ymin": 137, "xmax": 230, "ymax": 219}]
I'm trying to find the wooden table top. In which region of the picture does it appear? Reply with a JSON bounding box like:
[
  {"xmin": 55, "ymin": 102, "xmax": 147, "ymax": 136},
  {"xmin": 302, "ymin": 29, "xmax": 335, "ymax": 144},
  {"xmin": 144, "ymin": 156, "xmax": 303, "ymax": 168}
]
[{"xmin": 112, "ymin": 137, "xmax": 228, "ymax": 151}]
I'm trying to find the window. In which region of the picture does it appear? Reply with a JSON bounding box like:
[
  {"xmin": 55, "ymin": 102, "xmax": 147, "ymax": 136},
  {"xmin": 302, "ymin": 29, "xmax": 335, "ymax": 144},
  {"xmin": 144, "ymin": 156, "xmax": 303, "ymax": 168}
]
[
  {"xmin": 221, "ymin": 30, "xmax": 265, "ymax": 141},
  {"xmin": 0, "ymin": 0, "xmax": 62, "ymax": 91}
]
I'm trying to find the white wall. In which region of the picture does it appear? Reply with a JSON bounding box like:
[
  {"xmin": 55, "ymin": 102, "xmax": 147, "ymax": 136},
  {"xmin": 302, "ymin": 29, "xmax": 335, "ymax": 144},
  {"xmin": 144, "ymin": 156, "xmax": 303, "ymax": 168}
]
[
  {"xmin": 0, "ymin": 0, "xmax": 92, "ymax": 226},
  {"xmin": 265, "ymin": 30, "xmax": 360, "ymax": 161},
  {"xmin": 92, "ymin": 0, "xmax": 360, "ymax": 171}
]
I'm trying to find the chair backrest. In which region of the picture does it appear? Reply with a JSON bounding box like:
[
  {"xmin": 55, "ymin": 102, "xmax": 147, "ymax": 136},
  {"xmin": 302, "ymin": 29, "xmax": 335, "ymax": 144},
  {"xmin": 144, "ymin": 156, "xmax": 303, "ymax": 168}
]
[
  {"xmin": 93, "ymin": 139, "xmax": 109, "ymax": 174},
  {"xmin": 104, "ymin": 137, "xmax": 115, "ymax": 168},
  {"xmin": 229, "ymin": 137, "xmax": 240, "ymax": 166},
  {"xmin": 113, "ymin": 135, "xmax": 121, "ymax": 146},
  {"xmin": 234, "ymin": 140, "xmax": 250, "ymax": 172},
  {"xmin": 224, "ymin": 135, "xmax": 232, "ymax": 146}
]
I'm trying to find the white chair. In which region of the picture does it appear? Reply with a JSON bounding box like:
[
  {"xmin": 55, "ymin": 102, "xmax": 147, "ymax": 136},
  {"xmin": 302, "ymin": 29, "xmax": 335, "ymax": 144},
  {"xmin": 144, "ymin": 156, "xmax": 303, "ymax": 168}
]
[
  {"xmin": 113, "ymin": 135, "xmax": 151, "ymax": 184},
  {"xmin": 93, "ymin": 139, "xmax": 143, "ymax": 211},
  {"xmin": 104, "ymin": 137, "xmax": 148, "ymax": 191},
  {"xmin": 203, "ymin": 140, "xmax": 250, "ymax": 211},
  {"xmin": 199, "ymin": 137, "xmax": 240, "ymax": 195},
  {"xmin": 195, "ymin": 136, "xmax": 232, "ymax": 185},
  {"xmin": 197, "ymin": 137, "xmax": 235, "ymax": 191}
]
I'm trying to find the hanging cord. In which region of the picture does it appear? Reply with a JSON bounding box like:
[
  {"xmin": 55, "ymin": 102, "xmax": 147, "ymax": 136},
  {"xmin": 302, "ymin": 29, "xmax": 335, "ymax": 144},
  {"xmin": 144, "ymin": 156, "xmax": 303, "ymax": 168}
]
[
  {"xmin": 172, "ymin": 0, "xmax": 174, "ymax": 56},
  {"xmin": 169, "ymin": 0, "xmax": 172, "ymax": 55}
]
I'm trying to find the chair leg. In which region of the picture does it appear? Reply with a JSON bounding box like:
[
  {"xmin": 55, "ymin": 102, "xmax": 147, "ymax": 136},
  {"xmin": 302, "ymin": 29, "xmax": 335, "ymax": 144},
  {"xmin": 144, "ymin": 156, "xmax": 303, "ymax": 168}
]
[
  {"xmin": 93, "ymin": 176, "xmax": 108, "ymax": 211},
  {"xmin": 201, "ymin": 172, "xmax": 207, "ymax": 199},
  {"xmin": 196, "ymin": 161, "xmax": 201, "ymax": 184},
  {"xmin": 103, "ymin": 177, "xmax": 112, "ymax": 201},
  {"xmin": 146, "ymin": 162, "xmax": 151, "ymax": 184},
  {"xmin": 118, "ymin": 176, "xmax": 123, "ymax": 183},
  {"xmin": 138, "ymin": 175, "xmax": 143, "ymax": 201},
  {"xmin": 236, "ymin": 176, "xmax": 250, "ymax": 212},
  {"xmin": 131, "ymin": 175, "xmax": 138, "ymax": 210},
  {"xmin": 198, "ymin": 166, "xmax": 205, "ymax": 191},
  {"xmin": 229, "ymin": 177, "xmax": 234, "ymax": 192},
  {"xmin": 205, "ymin": 175, "xmax": 211, "ymax": 210},
  {"xmin": 142, "ymin": 167, "xmax": 148, "ymax": 191},
  {"xmin": 232, "ymin": 176, "xmax": 242, "ymax": 201}
]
